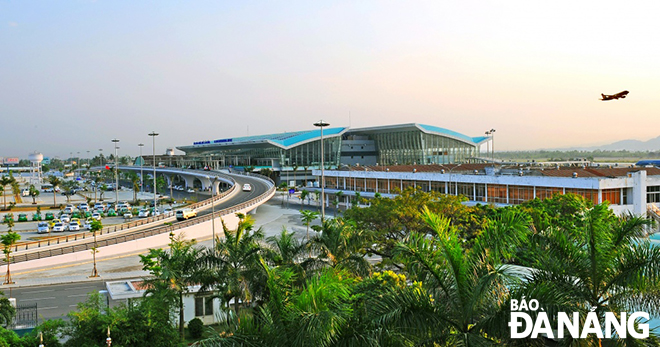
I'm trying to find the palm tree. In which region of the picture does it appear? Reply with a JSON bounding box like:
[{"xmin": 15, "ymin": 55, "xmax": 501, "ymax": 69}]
[
  {"xmin": 48, "ymin": 176, "xmax": 62, "ymax": 207},
  {"xmin": 299, "ymin": 210, "xmax": 319, "ymax": 247},
  {"xmin": 308, "ymin": 218, "xmax": 372, "ymax": 277},
  {"xmin": 0, "ymin": 176, "xmax": 14, "ymax": 210},
  {"xmin": 127, "ymin": 171, "xmax": 140, "ymax": 204},
  {"xmin": 1, "ymin": 229, "xmax": 21, "ymax": 285},
  {"xmin": 198, "ymin": 213, "xmax": 265, "ymax": 313},
  {"xmin": 367, "ymin": 206, "xmax": 527, "ymax": 346},
  {"xmin": 299, "ymin": 190, "xmax": 309, "ymax": 210},
  {"xmin": 89, "ymin": 220, "xmax": 103, "ymax": 278},
  {"xmin": 520, "ymin": 203, "xmax": 660, "ymax": 346},
  {"xmin": 141, "ymin": 232, "xmax": 200, "ymax": 342},
  {"xmin": 334, "ymin": 191, "xmax": 344, "ymax": 216},
  {"xmin": 28, "ymin": 184, "xmax": 40, "ymax": 204}
]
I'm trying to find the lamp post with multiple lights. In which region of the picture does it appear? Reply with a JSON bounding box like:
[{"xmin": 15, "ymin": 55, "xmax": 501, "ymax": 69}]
[
  {"xmin": 111, "ymin": 139, "xmax": 120, "ymax": 205},
  {"xmin": 149, "ymin": 131, "xmax": 159, "ymax": 212},
  {"xmin": 313, "ymin": 120, "xmax": 329, "ymax": 221},
  {"xmin": 485, "ymin": 129, "xmax": 496, "ymax": 167}
]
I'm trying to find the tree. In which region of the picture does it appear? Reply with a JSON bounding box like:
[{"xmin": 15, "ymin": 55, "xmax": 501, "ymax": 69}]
[
  {"xmin": 198, "ymin": 213, "xmax": 265, "ymax": 313},
  {"xmin": 89, "ymin": 220, "xmax": 103, "ymax": 277},
  {"xmin": 519, "ymin": 199, "xmax": 660, "ymax": 346},
  {"xmin": 1, "ymin": 231, "xmax": 20, "ymax": 285},
  {"xmin": 0, "ymin": 293, "xmax": 15, "ymax": 328},
  {"xmin": 0, "ymin": 176, "xmax": 14, "ymax": 210},
  {"xmin": 265, "ymin": 228, "xmax": 307, "ymax": 279},
  {"xmin": 140, "ymin": 232, "xmax": 200, "ymax": 342},
  {"xmin": 333, "ymin": 191, "xmax": 344, "ymax": 216},
  {"xmin": 299, "ymin": 210, "xmax": 319, "ymax": 247},
  {"xmin": 299, "ymin": 190, "xmax": 310, "ymax": 210},
  {"xmin": 308, "ymin": 218, "xmax": 372, "ymax": 277},
  {"xmin": 48, "ymin": 176, "xmax": 62, "ymax": 207},
  {"xmin": 61, "ymin": 180, "xmax": 78, "ymax": 203},
  {"xmin": 29, "ymin": 184, "xmax": 40, "ymax": 204},
  {"xmin": 368, "ymin": 206, "xmax": 525, "ymax": 346},
  {"xmin": 127, "ymin": 171, "xmax": 140, "ymax": 204}
]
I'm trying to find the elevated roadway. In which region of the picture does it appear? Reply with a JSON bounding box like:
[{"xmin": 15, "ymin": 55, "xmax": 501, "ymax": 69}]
[{"xmin": 0, "ymin": 168, "xmax": 275, "ymax": 270}]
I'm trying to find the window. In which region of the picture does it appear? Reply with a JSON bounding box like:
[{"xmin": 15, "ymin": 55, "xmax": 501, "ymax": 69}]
[
  {"xmin": 648, "ymin": 186, "xmax": 660, "ymax": 203},
  {"xmin": 602, "ymin": 189, "xmax": 621, "ymax": 205},
  {"xmin": 195, "ymin": 296, "xmax": 214, "ymax": 317}
]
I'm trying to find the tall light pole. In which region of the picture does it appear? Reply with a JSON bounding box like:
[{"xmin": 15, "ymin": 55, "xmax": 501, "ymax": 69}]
[
  {"xmin": 149, "ymin": 131, "xmax": 159, "ymax": 212},
  {"xmin": 489, "ymin": 129, "xmax": 496, "ymax": 167},
  {"xmin": 86, "ymin": 150, "xmax": 90, "ymax": 168},
  {"xmin": 138, "ymin": 143, "xmax": 144, "ymax": 193},
  {"xmin": 314, "ymin": 120, "xmax": 329, "ymax": 221},
  {"xmin": 99, "ymin": 149, "xmax": 103, "ymax": 167},
  {"xmin": 208, "ymin": 176, "xmax": 218, "ymax": 252},
  {"xmin": 112, "ymin": 139, "xmax": 120, "ymax": 205}
]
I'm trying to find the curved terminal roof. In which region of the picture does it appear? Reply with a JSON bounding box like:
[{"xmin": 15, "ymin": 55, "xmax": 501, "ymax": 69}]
[
  {"xmin": 178, "ymin": 123, "xmax": 488, "ymax": 154},
  {"xmin": 181, "ymin": 127, "xmax": 348, "ymax": 151},
  {"xmin": 349, "ymin": 123, "xmax": 489, "ymax": 146}
]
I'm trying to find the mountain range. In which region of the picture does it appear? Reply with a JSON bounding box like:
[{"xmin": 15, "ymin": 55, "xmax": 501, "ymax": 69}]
[{"xmin": 555, "ymin": 136, "xmax": 660, "ymax": 152}]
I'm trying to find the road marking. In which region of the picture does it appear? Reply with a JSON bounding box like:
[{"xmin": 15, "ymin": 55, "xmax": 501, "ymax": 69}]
[
  {"xmin": 22, "ymin": 297, "xmax": 55, "ymax": 301},
  {"xmin": 67, "ymin": 293, "xmax": 90, "ymax": 298},
  {"xmin": 69, "ymin": 304, "xmax": 80, "ymax": 307},
  {"xmin": 39, "ymin": 306, "xmax": 59, "ymax": 310},
  {"xmin": 23, "ymin": 289, "xmax": 55, "ymax": 294}
]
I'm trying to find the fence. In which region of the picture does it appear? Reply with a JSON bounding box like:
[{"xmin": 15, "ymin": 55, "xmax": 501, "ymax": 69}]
[{"xmin": 0, "ymin": 173, "xmax": 274, "ymax": 266}]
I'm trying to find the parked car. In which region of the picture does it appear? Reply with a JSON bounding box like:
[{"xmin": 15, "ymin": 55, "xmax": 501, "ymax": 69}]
[
  {"xmin": 44, "ymin": 212, "xmax": 55, "ymax": 220},
  {"xmin": 138, "ymin": 209, "xmax": 151, "ymax": 218},
  {"xmin": 37, "ymin": 222, "xmax": 50, "ymax": 234},
  {"xmin": 92, "ymin": 212, "xmax": 102, "ymax": 221},
  {"xmin": 60, "ymin": 214, "xmax": 71, "ymax": 223},
  {"xmin": 52, "ymin": 223, "xmax": 66, "ymax": 232},
  {"xmin": 21, "ymin": 188, "xmax": 30, "ymax": 197},
  {"xmin": 84, "ymin": 218, "xmax": 93, "ymax": 230},
  {"xmin": 187, "ymin": 188, "xmax": 195, "ymax": 193},
  {"xmin": 163, "ymin": 207, "xmax": 173, "ymax": 215},
  {"xmin": 68, "ymin": 221, "xmax": 81, "ymax": 231},
  {"xmin": 63, "ymin": 207, "xmax": 75, "ymax": 215},
  {"xmin": 17, "ymin": 214, "xmax": 28, "ymax": 222},
  {"xmin": 94, "ymin": 203, "xmax": 107, "ymax": 212}
]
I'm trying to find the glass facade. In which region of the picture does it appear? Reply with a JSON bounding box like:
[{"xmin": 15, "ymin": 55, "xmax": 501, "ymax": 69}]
[
  {"xmin": 368, "ymin": 131, "xmax": 478, "ymax": 165},
  {"xmin": 183, "ymin": 137, "xmax": 342, "ymax": 170}
]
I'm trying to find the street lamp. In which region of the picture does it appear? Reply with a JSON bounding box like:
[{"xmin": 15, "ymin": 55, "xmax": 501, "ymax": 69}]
[
  {"xmin": 112, "ymin": 139, "xmax": 120, "ymax": 205},
  {"xmin": 208, "ymin": 176, "xmax": 218, "ymax": 252},
  {"xmin": 314, "ymin": 120, "xmax": 329, "ymax": 221},
  {"xmin": 99, "ymin": 149, "xmax": 103, "ymax": 167},
  {"xmin": 138, "ymin": 143, "xmax": 144, "ymax": 194},
  {"xmin": 149, "ymin": 131, "xmax": 159, "ymax": 212},
  {"xmin": 489, "ymin": 129, "xmax": 496, "ymax": 167}
]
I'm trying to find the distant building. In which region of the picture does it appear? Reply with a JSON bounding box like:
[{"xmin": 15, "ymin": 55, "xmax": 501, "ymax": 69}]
[{"xmin": 312, "ymin": 164, "xmax": 660, "ymax": 219}]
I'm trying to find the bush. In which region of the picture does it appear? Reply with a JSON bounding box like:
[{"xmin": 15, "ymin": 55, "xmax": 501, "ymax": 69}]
[{"xmin": 188, "ymin": 318, "xmax": 204, "ymax": 339}]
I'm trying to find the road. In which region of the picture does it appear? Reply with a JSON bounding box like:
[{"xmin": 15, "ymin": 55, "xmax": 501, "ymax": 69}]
[{"xmin": 6, "ymin": 282, "xmax": 108, "ymax": 321}]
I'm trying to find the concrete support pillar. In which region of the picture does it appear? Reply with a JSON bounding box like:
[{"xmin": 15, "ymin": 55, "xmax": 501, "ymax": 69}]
[{"xmin": 632, "ymin": 170, "xmax": 647, "ymax": 216}]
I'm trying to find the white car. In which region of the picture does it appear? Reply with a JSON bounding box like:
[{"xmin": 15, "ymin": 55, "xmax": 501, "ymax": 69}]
[
  {"xmin": 187, "ymin": 188, "xmax": 195, "ymax": 193},
  {"xmin": 92, "ymin": 212, "xmax": 102, "ymax": 221},
  {"xmin": 60, "ymin": 214, "xmax": 71, "ymax": 223},
  {"xmin": 94, "ymin": 203, "xmax": 107, "ymax": 212},
  {"xmin": 84, "ymin": 219, "xmax": 93, "ymax": 230},
  {"xmin": 242, "ymin": 184, "xmax": 252, "ymax": 192},
  {"xmin": 52, "ymin": 223, "xmax": 66, "ymax": 232},
  {"xmin": 138, "ymin": 209, "xmax": 151, "ymax": 218},
  {"xmin": 68, "ymin": 221, "xmax": 81, "ymax": 231},
  {"xmin": 37, "ymin": 222, "xmax": 50, "ymax": 234},
  {"xmin": 163, "ymin": 207, "xmax": 173, "ymax": 215}
]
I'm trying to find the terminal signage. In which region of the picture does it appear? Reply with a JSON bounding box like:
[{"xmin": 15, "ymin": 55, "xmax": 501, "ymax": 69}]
[{"xmin": 3, "ymin": 157, "xmax": 19, "ymax": 165}]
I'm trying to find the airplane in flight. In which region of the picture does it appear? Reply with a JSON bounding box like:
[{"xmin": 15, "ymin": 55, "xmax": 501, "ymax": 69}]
[{"xmin": 600, "ymin": 90, "xmax": 629, "ymax": 101}]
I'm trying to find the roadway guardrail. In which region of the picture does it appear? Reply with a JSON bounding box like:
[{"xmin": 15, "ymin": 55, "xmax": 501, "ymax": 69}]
[{"xmin": 0, "ymin": 174, "xmax": 274, "ymax": 265}]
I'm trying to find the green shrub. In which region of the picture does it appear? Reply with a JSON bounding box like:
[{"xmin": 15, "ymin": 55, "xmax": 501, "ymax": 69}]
[{"xmin": 188, "ymin": 318, "xmax": 204, "ymax": 339}]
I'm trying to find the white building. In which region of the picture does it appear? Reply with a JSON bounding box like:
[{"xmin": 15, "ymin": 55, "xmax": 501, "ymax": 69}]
[{"xmin": 312, "ymin": 164, "xmax": 660, "ymax": 220}]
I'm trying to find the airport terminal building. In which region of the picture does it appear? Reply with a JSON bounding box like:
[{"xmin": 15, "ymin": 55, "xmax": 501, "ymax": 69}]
[{"xmin": 176, "ymin": 123, "xmax": 489, "ymax": 173}]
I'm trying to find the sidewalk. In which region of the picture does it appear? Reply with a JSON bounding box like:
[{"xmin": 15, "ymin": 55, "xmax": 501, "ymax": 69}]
[{"xmin": 3, "ymin": 199, "xmax": 312, "ymax": 288}]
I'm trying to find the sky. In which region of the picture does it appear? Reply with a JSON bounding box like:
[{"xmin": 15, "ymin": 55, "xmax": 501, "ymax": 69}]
[{"xmin": 2, "ymin": 1, "xmax": 660, "ymax": 159}]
